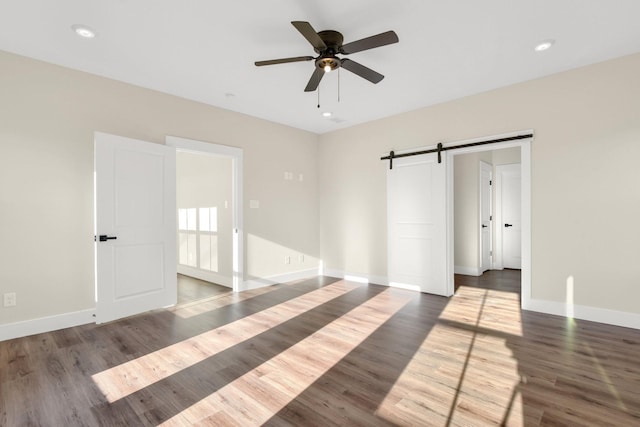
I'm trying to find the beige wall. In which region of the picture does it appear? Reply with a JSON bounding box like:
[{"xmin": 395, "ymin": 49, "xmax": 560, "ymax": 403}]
[
  {"xmin": 319, "ymin": 53, "xmax": 640, "ymax": 315},
  {"xmin": 0, "ymin": 50, "xmax": 319, "ymax": 325},
  {"xmin": 2, "ymin": 47, "xmax": 640, "ymax": 329}
]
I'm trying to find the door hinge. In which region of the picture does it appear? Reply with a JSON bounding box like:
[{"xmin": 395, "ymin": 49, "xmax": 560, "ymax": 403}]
[
  {"xmin": 490, "ymin": 215, "xmax": 492, "ymax": 221},
  {"xmin": 490, "ymin": 180, "xmax": 492, "ymax": 185}
]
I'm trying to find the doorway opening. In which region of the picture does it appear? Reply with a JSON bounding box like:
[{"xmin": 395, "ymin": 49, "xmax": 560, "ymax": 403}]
[
  {"xmin": 166, "ymin": 136, "xmax": 243, "ymax": 297},
  {"xmin": 447, "ymin": 133, "xmax": 531, "ymax": 308},
  {"xmin": 385, "ymin": 131, "xmax": 531, "ymax": 307}
]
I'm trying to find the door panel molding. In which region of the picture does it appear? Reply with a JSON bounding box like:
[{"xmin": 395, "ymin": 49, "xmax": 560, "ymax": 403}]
[
  {"xmin": 95, "ymin": 132, "xmax": 177, "ymax": 324},
  {"xmin": 387, "ymin": 153, "xmax": 450, "ymax": 296},
  {"xmin": 496, "ymin": 164, "xmax": 522, "ymax": 269}
]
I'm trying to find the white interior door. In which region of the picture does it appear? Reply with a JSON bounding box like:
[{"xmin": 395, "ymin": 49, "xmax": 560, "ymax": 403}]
[
  {"xmin": 497, "ymin": 164, "xmax": 521, "ymax": 269},
  {"xmin": 388, "ymin": 153, "xmax": 450, "ymax": 296},
  {"xmin": 480, "ymin": 161, "xmax": 492, "ymax": 272},
  {"xmin": 95, "ymin": 132, "xmax": 177, "ymax": 323}
]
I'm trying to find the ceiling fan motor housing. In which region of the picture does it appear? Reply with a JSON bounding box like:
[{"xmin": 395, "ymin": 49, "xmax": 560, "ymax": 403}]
[
  {"xmin": 316, "ymin": 30, "xmax": 344, "ymax": 53},
  {"xmin": 316, "ymin": 30, "xmax": 344, "ymax": 71}
]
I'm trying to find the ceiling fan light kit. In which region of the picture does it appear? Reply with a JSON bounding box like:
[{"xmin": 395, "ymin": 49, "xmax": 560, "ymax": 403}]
[{"xmin": 255, "ymin": 21, "xmax": 399, "ymax": 92}]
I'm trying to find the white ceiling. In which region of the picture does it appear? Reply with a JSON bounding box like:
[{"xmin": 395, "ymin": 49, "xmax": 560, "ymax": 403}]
[{"xmin": 2, "ymin": 1, "xmax": 640, "ymax": 134}]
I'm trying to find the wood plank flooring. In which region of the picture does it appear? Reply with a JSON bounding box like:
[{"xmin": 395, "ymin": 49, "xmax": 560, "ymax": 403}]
[
  {"xmin": 177, "ymin": 274, "xmax": 231, "ymax": 304},
  {"xmin": 1, "ymin": 271, "xmax": 639, "ymax": 426}
]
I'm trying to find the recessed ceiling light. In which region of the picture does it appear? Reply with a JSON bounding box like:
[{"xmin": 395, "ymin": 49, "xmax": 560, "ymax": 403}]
[
  {"xmin": 71, "ymin": 24, "xmax": 96, "ymax": 39},
  {"xmin": 534, "ymin": 39, "xmax": 555, "ymax": 52},
  {"xmin": 322, "ymin": 112, "xmax": 332, "ymax": 117}
]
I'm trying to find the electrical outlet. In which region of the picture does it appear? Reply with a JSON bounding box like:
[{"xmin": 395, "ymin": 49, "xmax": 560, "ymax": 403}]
[{"xmin": 3, "ymin": 292, "xmax": 16, "ymax": 307}]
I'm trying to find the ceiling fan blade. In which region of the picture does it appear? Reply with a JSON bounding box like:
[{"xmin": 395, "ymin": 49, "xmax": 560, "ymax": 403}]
[
  {"xmin": 341, "ymin": 30, "xmax": 399, "ymax": 54},
  {"xmin": 304, "ymin": 67, "xmax": 325, "ymax": 92},
  {"xmin": 340, "ymin": 59, "xmax": 384, "ymax": 84},
  {"xmin": 255, "ymin": 56, "xmax": 314, "ymax": 66},
  {"xmin": 292, "ymin": 21, "xmax": 327, "ymax": 52}
]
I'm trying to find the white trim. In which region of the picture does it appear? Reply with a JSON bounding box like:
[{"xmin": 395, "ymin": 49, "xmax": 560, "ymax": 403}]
[
  {"xmin": 454, "ymin": 266, "xmax": 482, "ymax": 276},
  {"xmin": 166, "ymin": 136, "xmax": 244, "ymax": 293},
  {"xmin": 177, "ymin": 265, "xmax": 233, "ymax": 288},
  {"xmin": 0, "ymin": 309, "xmax": 95, "ymax": 342},
  {"xmin": 520, "ymin": 141, "xmax": 532, "ymax": 308},
  {"xmin": 322, "ymin": 267, "xmax": 640, "ymax": 330},
  {"xmin": 241, "ymin": 268, "xmax": 318, "ymax": 291},
  {"xmin": 479, "ymin": 161, "xmax": 493, "ymax": 273},
  {"xmin": 323, "ymin": 269, "xmax": 388, "ymax": 287},
  {"xmin": 493, "ymin": 163, "xmax": 504, "ymax": 270},
  {"xmin": 525, "ymin": 299, "xmax": 640, "ymax": 330},
  {"xmin": 445, "ymin": 131, "xmax": 533, "ymax": 312}
]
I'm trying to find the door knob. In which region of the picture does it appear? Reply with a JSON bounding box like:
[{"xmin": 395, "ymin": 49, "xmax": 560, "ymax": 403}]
[
  {"xmin": 96, "ymin": 235, "xmax": 118, "ymax": 242},
  {"xmin": 504, "ymin": 224, "xmax": 513, "ymax": 228},
  {"xmin": 482, "ymin": 224, "xmax": 488, "ymax": 228}
]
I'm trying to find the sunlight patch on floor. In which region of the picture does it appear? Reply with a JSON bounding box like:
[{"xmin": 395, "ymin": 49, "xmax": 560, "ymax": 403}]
[
  {"xmin": 583, "ymin": 341, "xmax": 628, "ymax": 411},
  {"xmin": 170, "ymin": 285, "xmax": 274, "ymax": 319},
  {"xmin": 442, "ymin": 287, "xmax": 523, "ymax": 337},
  {"xmin": 377, "ymin": 287, "xmax": 525, "ymax": 426},
  {"xmin": 159, "ymin": 289, "xmax": 412, "ymax": 426},
  {"xmin": 91, "ymin": 280, "xmax": 359, "ymax": 403}
]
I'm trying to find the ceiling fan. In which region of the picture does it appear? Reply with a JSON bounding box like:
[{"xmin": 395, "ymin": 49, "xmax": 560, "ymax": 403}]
[{"xmin": 255, "ymin": 21, "xmax": 399, "ymax": 92}]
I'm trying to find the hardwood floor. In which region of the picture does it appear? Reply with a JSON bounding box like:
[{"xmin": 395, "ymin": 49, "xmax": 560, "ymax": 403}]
[
  {"xmin": 1, "ymin": 271, "xmax": 639, "ymax": 426},
  {"xmin": 177, "ymin": 274, "xmax": 231, "ymax": 304}
]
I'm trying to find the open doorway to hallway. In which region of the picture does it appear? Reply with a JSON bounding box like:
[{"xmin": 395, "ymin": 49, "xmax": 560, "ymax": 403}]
[
  {"xmin": 176, "ymin": 151, "xmax": 234, "ymax": 305},
  {"xmin": 453, "ymin": 146, "xmax": 522, "ymax": 293},
  {"xmin": 168, "ymin": 134, "xmax": 244, "ymax": 299}
]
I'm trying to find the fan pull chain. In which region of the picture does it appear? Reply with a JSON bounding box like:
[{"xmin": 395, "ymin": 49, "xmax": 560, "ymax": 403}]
[
  {"xmin": 317, "ymin": 84, "xmax": 320, "ymax": 108},
  {"xmin": 338, "ymin": 68, "xmax": 341, "ymax": 103}
]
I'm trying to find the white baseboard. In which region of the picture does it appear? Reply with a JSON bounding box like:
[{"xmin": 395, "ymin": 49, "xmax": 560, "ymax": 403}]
[
  {"xmin": 0, "ymin": 308, "xmax": 96, "ymax": 342},
  {"xmin": 324, "ymin": 268, "xmax": 640, "ymax": 330},
  {"xmin": 177, "ymin": 265, "xmax": 232, "ymax": 288},
  {"xmin": 241, "ymin": 268, "xmax": 318, "ymax": 291},
  {"xmin": 4, "ymin": 279, "xmax": 636, "ymax": 344},
  {"xmin": 454, "ymin": 266, "xmax": 482, "ymax": 276},
  {"xmin": 323, "ymin": 269, "xmax": 388, "ymax": 286},
  {"xmin": 523, "ymin": 298, "xmax": 640, "ymax": 330}
]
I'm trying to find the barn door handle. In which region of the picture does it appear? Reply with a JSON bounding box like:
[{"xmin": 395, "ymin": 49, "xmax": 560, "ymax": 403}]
[
  {"xmin": 504, "ymin": 224, "xmax": 513, "ymax": 228},
  {"xmin": 95, "ymin": 235, "xmax": 118, "ymax": 242}
]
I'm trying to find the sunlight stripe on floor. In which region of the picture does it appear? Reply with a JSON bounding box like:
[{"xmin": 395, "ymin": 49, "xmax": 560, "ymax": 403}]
[
  {"xmin": 91, "ymin": 281, "xmax": 359, "ymax": 403},
  {"xmin": 160, "ymin": 288, "xmax": 412, "ymax": 426},
  {"xmin": 170, "ymin": 285, "xmax": 276, "ymax": 319}
]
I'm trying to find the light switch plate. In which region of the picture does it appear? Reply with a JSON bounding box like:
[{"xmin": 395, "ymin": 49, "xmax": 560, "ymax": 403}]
[{"xmin": 3, "ymin": 292, "xmax": 16, "ymax": 307}]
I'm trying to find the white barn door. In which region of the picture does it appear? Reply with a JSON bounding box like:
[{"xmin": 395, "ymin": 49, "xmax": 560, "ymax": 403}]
[
  {"xmin": 387, "ymin": 153, "xmax": 450, "ymax": 296},
  {"xmin": 95, "ymin": 132, "xmax": 177, "ymax": 323}
]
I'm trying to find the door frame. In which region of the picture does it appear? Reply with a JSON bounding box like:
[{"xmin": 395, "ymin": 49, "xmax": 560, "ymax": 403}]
[
  {"xmin": 446, "ymin": 130, "xmax": 532, "ymax": 309},
  {"xmin": 166, "ymin": 136, "xmax": 243, "ymax": 293},
  {"xmin": 479, "ymin": 160, "xmax": 493, "ymax": 272}
]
